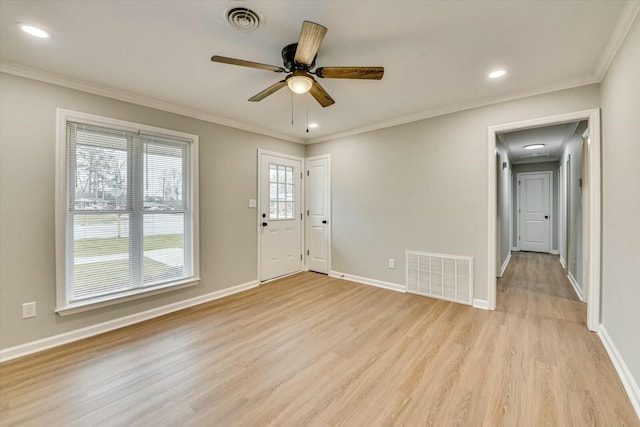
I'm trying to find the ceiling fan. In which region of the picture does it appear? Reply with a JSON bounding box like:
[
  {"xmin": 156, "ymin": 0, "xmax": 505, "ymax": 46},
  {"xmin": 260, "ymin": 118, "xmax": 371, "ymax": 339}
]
[{"xmin": 211, "ymin": 21, "xmax": 384, "ymax": 107}]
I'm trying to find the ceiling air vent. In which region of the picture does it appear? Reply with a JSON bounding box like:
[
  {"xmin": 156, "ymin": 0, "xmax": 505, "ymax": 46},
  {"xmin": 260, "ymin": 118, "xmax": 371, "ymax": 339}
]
[{"xmin": 223, "ymin": 2, "xmax": 263, "ymax": 32}]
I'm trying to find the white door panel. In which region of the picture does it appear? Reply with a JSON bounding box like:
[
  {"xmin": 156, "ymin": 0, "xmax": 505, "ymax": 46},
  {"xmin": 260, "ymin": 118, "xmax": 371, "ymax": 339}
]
[
  {"xmin": 306, "ymin": 156, "xmax": 330, "ymax": 274},
  {"xmin": 518, "ymin": 172, "xmax": 551, "ymax": 252},
  {"xmin": 260, "ymin": 152, "xmax": 302, "ymax": 281}
]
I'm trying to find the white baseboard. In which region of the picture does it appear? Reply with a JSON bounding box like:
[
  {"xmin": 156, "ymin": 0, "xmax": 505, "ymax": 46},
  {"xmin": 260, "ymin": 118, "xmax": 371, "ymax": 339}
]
[
  {"xmin": 329, "ymin": 271, "xmax": 405, "ymax": 293},
  {"xmin": 473, "ymin": 299, "xmax": 490, "ymax": 310},
  {"xmin": 567, "ymin": 271, "xmax": 584, "ymax": 301},
  {"xmin": 559, "ymin": 256, "xmax": 566, "ymax": 269},
  {"xmin": 550, "ymin": 249, "xmax": 559, "ymax": 255},
  {"xmin": 599, "ymin": 325, "xmax": 640, "ymax": 420},
  {"xmin": 511, "ymin": 246, "xmax": 519, "ymax": 251},
  {"xmin": 498, "ymin": 252, "xmax": 512, "ymax": 278},
  {"xmin": 0, "ymin": 279, "xmax": 260, "ymax": 363}
]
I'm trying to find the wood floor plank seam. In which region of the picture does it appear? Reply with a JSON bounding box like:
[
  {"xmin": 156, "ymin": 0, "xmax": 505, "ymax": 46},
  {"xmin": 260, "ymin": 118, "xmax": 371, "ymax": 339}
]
[{"xmin": 0, "ymin": 252, "xmax": 638, "ymax": 426}]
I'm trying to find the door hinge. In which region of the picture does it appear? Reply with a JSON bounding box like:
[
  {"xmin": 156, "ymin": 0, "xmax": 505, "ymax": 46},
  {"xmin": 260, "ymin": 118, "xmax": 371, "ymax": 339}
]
[
  {"xmin": 307, "ymin": 209, "xmax": 309, "ymax": 216},
  {"xmin": 300, "ymin": 172, "xmax": 303, "ymax": 179},
  {"xmin": 519, "ymin": 236, "xmax": 521, "ymax": 240},
  {"xmin": 307, "ymin": 170, "xmax": 309, "ymax": 176},
  {"xmin": 307, "ymin": 250, "xmax": 309, "ymax": 256},
  {"xmin": 300, "ymin": 254, "xmax": 303, "ymax": 261},
  {"xmin": 300, "ymin": 213, "xmax": 303, "ymax": 220}
]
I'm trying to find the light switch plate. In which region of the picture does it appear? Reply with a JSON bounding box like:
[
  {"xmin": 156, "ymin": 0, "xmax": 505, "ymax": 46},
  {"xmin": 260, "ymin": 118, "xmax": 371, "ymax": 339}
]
[{"xmin": 248, "ymin": 198, "xmax": 256, "ymax": 208}]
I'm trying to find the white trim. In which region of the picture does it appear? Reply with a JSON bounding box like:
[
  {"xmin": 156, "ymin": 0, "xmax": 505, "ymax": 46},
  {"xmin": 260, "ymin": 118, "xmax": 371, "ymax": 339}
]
[
  {"xmin": 0, "ymin": 62, "xmax": 303, "ymax": 144},
  {"xmin": 598, "ymin": 325, "xmax": 640, "ymax": 421},
  {"xmin": 329, "ymin": 271, "xmax": 405, "ymax": 293},
  {"xmin": 594, "ymin": 1, "xmax": 640, "ymax": 80},
  {"xmin": 473, "ymin": 299, "xmax": 490, "ymax": 310},
  {"xmin": 3, "ymin": 0, "xmax": 637, "ymax": 149},
  {"xmin": 308, "ymin": 74, "xmax": 599, "ymax": 144},
  {"xmin": 498, "ymin": 251, "xmax": 512, "ymax": 277},
  {"xmin": 567, "ymin": 272, "xmax": 585, "ymax": 302},
  {"xmin": 559, "ymin": 256, "xmax": 566, "ymax": 269},
  {"xmin": 550, "ymin": 249, "xmax": 559, "ymax": 255},
  {"xmin": 0, "ymin": 279, "xmax": 259, "ymax": 363},
  {"xmin": 55, "ymin": 109, "xmax": 200, "ymax": 314},
  {"xmin": 516, "ymin": 171, "xmax": 553, "ymax": 254},
  {"xmin": 488, "ymin": 108, "xmax": 602, "ymax": 332},
  {"xmin": 57, "ymin": 278, "xmax": 200, "ymax": 316},
  {"xmin": 304, "ymin": 154, "xmax": 332, "ymax": 274},
  {"xmin": 257, "ymin": 150, "xmax": 305, "ymax": 282},
  {"xmin": 511, "ymin": 246, "xmax": 519, "ymax": 251}
]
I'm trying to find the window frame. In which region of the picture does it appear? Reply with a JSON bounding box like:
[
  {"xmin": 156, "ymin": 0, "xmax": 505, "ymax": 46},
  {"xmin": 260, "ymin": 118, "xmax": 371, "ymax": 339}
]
[{"xmin": 55, "ymin": 109, "xmax": 200, "ymax": 315}]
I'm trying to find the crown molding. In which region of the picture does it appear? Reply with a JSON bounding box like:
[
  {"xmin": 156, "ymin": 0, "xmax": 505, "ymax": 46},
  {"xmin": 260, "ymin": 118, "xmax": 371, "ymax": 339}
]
[
  {"xmin": 306, "ymin": 73, "xmax": 600, "ymax": 144},
  {"xmin": 594, "ymin": 0, "xmax": 640, "ymax": 81},
  {"xmin": 0, "ymin": 62, "xmax": 304, "ymax": 145}
]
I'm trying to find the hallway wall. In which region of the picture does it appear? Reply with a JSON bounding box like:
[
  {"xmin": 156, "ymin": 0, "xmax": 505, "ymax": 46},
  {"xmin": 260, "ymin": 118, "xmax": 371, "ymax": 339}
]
[{"xmin": 600, "ymin": 11, "xmax": 640, "ymax": 406}]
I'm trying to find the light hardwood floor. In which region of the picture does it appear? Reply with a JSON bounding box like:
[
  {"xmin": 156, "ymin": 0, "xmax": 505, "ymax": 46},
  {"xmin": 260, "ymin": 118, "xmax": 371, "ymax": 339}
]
[{"xmin": 1, "ymin": 252, "xmax": 638, "ymax": 426}]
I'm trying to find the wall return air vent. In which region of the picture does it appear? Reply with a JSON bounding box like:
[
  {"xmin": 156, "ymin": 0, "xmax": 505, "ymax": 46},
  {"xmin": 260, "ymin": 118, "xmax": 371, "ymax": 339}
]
[{"xmin": 406, "ymin": 250, "xmax": 473, "ymax": 305}]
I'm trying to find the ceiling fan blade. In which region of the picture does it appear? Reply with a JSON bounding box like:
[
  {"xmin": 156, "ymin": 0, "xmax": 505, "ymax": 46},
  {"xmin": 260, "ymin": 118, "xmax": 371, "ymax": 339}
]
[
  {"xmin": 248, "ymin": 80, "xmax": 287, "ymax": 102},
  {"xmin": 211, "ymin": 55, "xmax": 285, "ymax": 73},
  {"xmin": 294, "ymin": 21, "xmax": 327, "ymax": 66},
  {"xmin": 309, "ymin": 79, "xmax": 335, "ymax": 108},
  {"xmin": 315, "ymin": 67, "xmax": 384, "ymax": 80}
]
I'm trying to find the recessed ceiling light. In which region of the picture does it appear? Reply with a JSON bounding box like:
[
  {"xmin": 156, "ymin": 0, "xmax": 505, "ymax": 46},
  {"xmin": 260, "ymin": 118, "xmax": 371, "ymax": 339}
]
[
  {"xmin": 308, "ymin": 123, "xmax": 318, "ymax": 128},
  {"xmin": 488, "ymin": 69, "xmax": 506, "ymax": 79},
  {"xmin": 20, "ymin": 24, "xmax": 50, "ymax": 39},
  {"xmin": 524, "ymin": 144, "xmax": 545, "ymax": 150}
]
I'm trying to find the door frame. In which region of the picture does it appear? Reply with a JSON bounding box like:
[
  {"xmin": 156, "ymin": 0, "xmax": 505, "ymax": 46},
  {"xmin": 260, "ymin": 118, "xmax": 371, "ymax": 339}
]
[
  {"xmin": 305, "ymin": 154, "xmax": 332, "ymax": 273},
  {"xmin": 488, "ymin": 108, "xmax": 601, "ymax": 332},
  {"xmin": 515, "ymin": 171, "xmax": 553, "ymax": 253},
  {"xmin": 257, "ymin": 149, "xmax": 305, "ymax": 282}
]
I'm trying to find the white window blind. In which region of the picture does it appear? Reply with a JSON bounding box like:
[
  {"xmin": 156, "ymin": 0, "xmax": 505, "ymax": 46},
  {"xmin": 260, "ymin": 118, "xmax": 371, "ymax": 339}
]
[{"xmin": 58, "ymin": 113, "xmax": 198, "ymax": 311}]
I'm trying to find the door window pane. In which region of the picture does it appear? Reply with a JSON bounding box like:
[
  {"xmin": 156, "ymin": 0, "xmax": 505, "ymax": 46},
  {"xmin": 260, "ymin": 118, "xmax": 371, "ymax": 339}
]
[{"xmin": 269, "ymin": 163, "xmax": 295, "ymax": 220}]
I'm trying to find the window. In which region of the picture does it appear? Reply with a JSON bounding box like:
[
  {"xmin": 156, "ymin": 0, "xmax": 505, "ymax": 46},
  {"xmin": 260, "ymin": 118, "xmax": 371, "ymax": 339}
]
[
  {"xmin": 269, "ymin": 163, "xmax": 295, "ymax": 220},
  {"xmin": 56, "ymin": 110, "xmax": 199, "ymax": 314}
]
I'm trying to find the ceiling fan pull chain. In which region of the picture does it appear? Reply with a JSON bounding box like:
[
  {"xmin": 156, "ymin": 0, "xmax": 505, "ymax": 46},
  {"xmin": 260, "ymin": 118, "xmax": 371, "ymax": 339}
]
[
  {"xmin": 291, "ymin": 92, "xmax": 294, "ymax": 126},
  {"xmin": 306, "ymin": 97, "xmax": 309, "ymax": 133}
]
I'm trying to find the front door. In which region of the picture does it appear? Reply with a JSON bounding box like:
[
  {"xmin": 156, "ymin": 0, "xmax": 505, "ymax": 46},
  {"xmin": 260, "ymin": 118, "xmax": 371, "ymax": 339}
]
[
  {"xmin": 518, "ymin": 171, "xmax": 552, "ymax": 252},
  {"xmin": 259, "ymin": 151, "xmax": 302, "ymax": 281},
  {"xmin": 306, "ymin": 156, "xmax": 330, "ymax": 274}
]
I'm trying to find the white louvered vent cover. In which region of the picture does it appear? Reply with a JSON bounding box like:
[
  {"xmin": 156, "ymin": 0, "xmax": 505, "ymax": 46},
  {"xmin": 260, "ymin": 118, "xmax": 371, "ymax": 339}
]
[{"xmin": 406, "ymin": 250, "xmax": 473, "ymax": 305}]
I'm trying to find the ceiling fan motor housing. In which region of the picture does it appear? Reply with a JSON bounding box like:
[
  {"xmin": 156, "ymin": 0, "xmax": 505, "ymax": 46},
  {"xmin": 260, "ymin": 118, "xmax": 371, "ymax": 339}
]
[{"xmin": 282, "ymin": 43, "xmax": 315, "ymax": 71}]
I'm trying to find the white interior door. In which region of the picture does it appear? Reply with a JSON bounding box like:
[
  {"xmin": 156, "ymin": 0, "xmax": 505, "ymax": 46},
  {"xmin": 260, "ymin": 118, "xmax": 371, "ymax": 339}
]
[
  {"xmin": 306, "ymin": 155, "xmax": 330, "ymax": 274},
  {"xmin": 518, "ymin": 172, "xmax": 552, "ymax": 253},
  {"xmin": 259, "ymin": 152, "xmax": 302, "ymax": 281}
]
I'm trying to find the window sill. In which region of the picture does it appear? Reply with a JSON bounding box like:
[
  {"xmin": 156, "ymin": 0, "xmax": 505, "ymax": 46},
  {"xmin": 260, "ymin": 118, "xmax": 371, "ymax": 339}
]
[{"xmin": 55, "ymin": 277, "xmax": 200, "ymax": 316}]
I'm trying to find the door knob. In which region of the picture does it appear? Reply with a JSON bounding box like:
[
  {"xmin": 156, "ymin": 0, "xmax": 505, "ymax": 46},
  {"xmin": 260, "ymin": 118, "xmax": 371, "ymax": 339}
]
[
  {"xmin": 322, "ymin": 220, "xmax": 327, "ymax": 224},
  {"xmin": 545, "ymin": 215, "xmax": 549, "ymax": 219},
  {"xmin": 262, "ymin": 222, "xmax": 268, "ymax": 227}
]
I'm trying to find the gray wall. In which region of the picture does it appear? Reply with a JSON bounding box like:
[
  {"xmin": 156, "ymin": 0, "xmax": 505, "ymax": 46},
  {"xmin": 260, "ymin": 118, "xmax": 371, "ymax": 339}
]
[
  {"xmin": 496, "ymin": 145, "xmax": 512, "ymax": 272},
  {"xmin": 601, "ymin": 14, "xmax": 640, "ymax": 397},
  {"xmin": 0, "ymin": 72, "xmax": 305, "ymax": 349},
  {"xmin": 511, "ymin": 161, "xmax": 560, "ymax": 252},
  {"xmin": 307, "ymin": 84, "xmax": 600, "ymax": 302}
]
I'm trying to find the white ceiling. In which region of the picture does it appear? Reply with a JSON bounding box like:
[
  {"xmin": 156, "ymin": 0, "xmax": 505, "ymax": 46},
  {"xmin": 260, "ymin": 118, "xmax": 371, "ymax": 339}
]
[
  {"xmin": 498, "ymin": 121, "xmax": 585, "ymax": 164},
  {"xmin": 0, "ymin": 1, "xmax": 634, "ymax": 143}
]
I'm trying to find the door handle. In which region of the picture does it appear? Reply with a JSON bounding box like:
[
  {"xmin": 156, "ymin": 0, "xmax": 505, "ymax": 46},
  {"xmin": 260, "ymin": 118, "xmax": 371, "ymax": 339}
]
[
  {"xmin": 322, "ymin": 220, "xmax": 327, "ymax": 224},
  {"xmin": 262, "ymin": 222, "xmax": 268, "ymax": 227},
  {"xmin": 545, "ymin": 215, "xmax": 549, "ymax": 219}
]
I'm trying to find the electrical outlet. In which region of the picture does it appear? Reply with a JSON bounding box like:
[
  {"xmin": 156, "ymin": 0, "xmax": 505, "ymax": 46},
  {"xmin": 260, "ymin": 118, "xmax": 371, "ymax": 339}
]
[
  {"xmin": 22, "ymin": 302, "xmax": 36, "ymax": 319},
  {"xmin": 388, "ymin": 258, "xmax": 396, "ymax": 269}
]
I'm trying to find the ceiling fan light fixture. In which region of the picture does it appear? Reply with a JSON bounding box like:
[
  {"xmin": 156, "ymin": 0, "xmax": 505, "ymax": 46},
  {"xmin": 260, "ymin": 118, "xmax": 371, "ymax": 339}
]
[{"xmin": 287, "ymin": 72, "xmax": 313, "ymax": 94}]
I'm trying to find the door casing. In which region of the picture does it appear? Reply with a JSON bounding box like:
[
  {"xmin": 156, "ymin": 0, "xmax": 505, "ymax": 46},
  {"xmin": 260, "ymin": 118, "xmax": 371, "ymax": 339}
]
[
  {"xmin": 516, "ymin": 171, "xmax": 553, "ymax": 253},
  {"xmin": 257, "ymin": 149, "xmax": 305, "ymax": 282},
  {"xmin": 305, "ymin": 154, "xmax": 331, "ymax": 274},
  {"xmin": 488, "ymin": 109, "xmax": 601, "ymax": 332}
]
